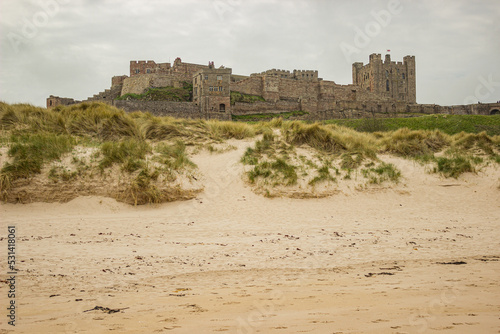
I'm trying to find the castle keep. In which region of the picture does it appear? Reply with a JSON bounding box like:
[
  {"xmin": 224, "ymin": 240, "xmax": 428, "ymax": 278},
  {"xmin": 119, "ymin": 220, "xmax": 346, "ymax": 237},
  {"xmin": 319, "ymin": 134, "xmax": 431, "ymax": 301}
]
[
  {"xmin": 47, "ymin": 54, "xmax": 500, "ymax": 120},
  {"xmin": 353, "ymin": 54, "xmax": 416, "ymax": 103}
]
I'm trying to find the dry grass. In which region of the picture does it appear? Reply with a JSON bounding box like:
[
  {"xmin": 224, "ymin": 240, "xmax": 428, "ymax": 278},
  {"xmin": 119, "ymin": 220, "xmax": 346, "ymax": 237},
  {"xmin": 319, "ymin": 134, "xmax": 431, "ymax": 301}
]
[{"xmin": 0, "ymin": 102, "xmax": 498, "ymax": 203}]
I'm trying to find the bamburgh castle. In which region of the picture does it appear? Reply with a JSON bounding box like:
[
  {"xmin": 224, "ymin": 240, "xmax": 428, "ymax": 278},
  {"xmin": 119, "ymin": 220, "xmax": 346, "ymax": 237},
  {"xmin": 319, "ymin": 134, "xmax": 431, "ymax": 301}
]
[{"xmin": 47, "ymin": 54, "xmax": 500, "ymax": 120}]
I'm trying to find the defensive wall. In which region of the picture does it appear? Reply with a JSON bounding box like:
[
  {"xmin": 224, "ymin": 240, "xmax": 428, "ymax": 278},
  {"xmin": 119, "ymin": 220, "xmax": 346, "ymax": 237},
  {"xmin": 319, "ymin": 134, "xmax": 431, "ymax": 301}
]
[
  {"xmin": 113, "ymin": 100, "xmax": 230, "ymax": 120},
  {"xmin": 46, "ymin": 54, "xmax": 500, "ymax": 120}
]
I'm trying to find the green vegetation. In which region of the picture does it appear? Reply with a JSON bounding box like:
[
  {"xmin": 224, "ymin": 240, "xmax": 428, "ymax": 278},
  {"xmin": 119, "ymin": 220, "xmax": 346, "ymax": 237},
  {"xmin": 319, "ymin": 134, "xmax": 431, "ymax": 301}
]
[
  {"xmin": 0, "ymin": 101, "xmax": 498, "ymax": 202},
  {"xmin": 362, "ymin": 162, "xmax": 401, "ymax": 184},
  {"xmin": 117, "ymin": 82, "xmax": 193, "ymax": 102},
  {"xmin": 326, "ymin": 114, "xmax": 500, "ymax": 136},
  {"xmin": 248, "ymin": 158, "xmax": 298, "ymax": 186},
  {"xmin": 155, "ymin": 141, "xmax": 196, "ymax": 170},
  {"xmin": 379, "ymin": 128, "xmax": 450, "ymax": 157},
  {"xmin": 1, "ymin": 133, "xmax": 76, "ymax": 181},
  {"xmin": 98, "ymin": 139, "xmax": 151, "ymax": 172},
  {"xmin": 340, "ymin": 153, "xmax": 364, "ymax": 170},
  {"xmin": 309, "ymin": 162, "xmax": 337, "ymax": 186},
  {"xmin": 206, "ymin": 120, "xmax": 256, "ymax": 140},
  {"xmin": 232, "ymin": 110, "xmax": 308, "ymax": 121},
  {"xmin": 230, "ymin": 91, "xmax": 265, "ymax": 105},
  {"xmin": 434, "ymin": 155, "xmax": 476, "ymax": 178}
]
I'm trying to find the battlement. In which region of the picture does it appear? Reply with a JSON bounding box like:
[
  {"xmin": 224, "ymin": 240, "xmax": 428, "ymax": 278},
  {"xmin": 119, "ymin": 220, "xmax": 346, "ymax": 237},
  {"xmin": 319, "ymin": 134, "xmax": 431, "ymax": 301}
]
[
  {"xmin": 112, "ymin": 75, "xmax": 128, "ymax": 87},
  {"xmin": 130, "ymin": 60, "xmax": 171, "ymax": 77},
  {"xmin": 369, "ymin": 53, "xmax": 382, "ymax": 62},
  {"xmin": 47, "ymin": 54, "xmax": 424, "ymax": 120},
  {"xmin": 46, "ymin": 95, "xmax": 79, "ymax": 108},
  {"xmin": 353, "ymin": 54, "xmax": 416, "ymax": 103},
  {"xmin": 403, "ymin": 55, "xmax": 416, "ymax": 65},
  {"xmin": 293, "ymin": 69, "xmax": 318, "ymax": 81},
  {"xmin": 251, "ymin": 68, "xmax": 319, "ymax": 81}
]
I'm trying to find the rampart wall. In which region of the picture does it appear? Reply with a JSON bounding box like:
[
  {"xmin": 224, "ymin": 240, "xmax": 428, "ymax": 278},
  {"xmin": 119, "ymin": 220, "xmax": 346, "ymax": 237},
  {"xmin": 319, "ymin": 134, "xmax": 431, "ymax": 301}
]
[
  {"xmin": 231, "ymin": 100, "xmax": 300, "ymax": 114},
  {"xmin": 121, "ymin": 73, "xmax": 191, "ymax": 96},
  {"xmin": 113, "ymin": 100, "xmax": 230, "ymax": 120}
]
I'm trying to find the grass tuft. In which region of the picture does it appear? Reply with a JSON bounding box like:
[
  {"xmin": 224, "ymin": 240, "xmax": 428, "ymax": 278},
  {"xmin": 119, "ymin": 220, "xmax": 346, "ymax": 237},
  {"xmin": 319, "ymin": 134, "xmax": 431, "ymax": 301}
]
[
  {"xmin": 1, "ymin": 133, "xmax": 75, "ymax": 181},
  {"xmin": 98, "ymin": 139, "xmax": 151, "ymax": 172},
  {"xmin": 434, "ymin": 155, "xmax": 475, "ymax": 178},
  {"xmin": 362, "ymin": 162, "xmax": 401, "ymax": 184}
]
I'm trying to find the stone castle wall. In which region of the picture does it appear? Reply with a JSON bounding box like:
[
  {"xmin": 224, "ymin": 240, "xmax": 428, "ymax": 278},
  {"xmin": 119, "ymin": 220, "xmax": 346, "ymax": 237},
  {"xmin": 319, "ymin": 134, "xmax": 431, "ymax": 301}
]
[
  {"xmin": 47, "ymin": 54, "xmax": 500, "ymax": 120},
  {"xmin": 231, "ymin": 100, "xmax": 300, "ymax": 114},
  {"xmin": 113, "ymin": 100, "xmax": 230, "ymax": 120},
  {"xmin": 47, "ymin": 95, "xmax": 80, "ymax": 108},
  {"xmin": 353, "ymin": 54, "xmax": 416, "ymax": 103},
  {"xmin": 121, "ymin": 73, "xmax": 191, "ymax": 96}
]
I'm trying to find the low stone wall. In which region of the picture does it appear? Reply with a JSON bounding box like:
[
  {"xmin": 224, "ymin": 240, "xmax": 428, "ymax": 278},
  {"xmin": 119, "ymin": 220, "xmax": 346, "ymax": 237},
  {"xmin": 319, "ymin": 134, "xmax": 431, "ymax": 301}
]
[
  {"xmin": 114, "ymin": 100, "xmax": 198, "ymax": 117},
  {"xmin": 231, "ymin": 100, "xmax": 300, "ymax": 115},
  {"xmin": 113, "ymin": 100, "xmax": 231, "ymax": 120}
]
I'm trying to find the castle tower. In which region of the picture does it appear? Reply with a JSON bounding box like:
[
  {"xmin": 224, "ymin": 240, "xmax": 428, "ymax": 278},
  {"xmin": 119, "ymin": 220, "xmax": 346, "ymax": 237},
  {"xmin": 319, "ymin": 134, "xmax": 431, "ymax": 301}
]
[
  {"xmin": 352, "ymin": 53, "xmax": 416, "ymax": 103},
  {"xmin": 193, "ymin": 64, "xmax": 232, "ymax": 114},
  {"xmin": 403, "ymin": 56, "xmax": 416, "ymax": 103}
]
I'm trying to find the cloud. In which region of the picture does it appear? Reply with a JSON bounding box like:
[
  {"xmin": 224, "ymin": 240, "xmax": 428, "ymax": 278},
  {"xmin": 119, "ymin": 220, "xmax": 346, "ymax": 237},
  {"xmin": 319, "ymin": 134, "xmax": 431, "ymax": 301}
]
[{"xmin": 0, "ymin": 0, "xmax": 498, "ymax": 106}]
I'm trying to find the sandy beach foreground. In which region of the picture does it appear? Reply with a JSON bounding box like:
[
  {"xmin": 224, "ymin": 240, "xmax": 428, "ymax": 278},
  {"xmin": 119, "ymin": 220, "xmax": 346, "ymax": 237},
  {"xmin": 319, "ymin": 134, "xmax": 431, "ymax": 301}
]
[{"xmin": 1, "ymin": 141, "xmax": 499, "ymax": 334}]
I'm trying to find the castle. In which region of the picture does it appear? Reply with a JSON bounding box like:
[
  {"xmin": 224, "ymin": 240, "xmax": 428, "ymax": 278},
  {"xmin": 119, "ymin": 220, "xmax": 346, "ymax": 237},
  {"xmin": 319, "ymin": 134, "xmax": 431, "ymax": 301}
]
[{"xmin": 47, "ymin": 55, "xmax": 500, "ymax": 120}]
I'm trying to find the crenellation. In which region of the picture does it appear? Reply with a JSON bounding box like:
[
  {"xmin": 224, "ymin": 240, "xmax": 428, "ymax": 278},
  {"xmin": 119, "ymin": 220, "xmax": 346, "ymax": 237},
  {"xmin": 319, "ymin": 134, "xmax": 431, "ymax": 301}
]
[{"xmin": 47, "ymin": 53, "xmax": 497, "ymax": 119}]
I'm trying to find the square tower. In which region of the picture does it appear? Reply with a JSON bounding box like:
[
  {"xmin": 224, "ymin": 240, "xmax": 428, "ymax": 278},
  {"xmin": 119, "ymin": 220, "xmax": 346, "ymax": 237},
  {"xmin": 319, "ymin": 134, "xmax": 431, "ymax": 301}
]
[
  {"xmin": 193, "ymin": 64, "xmax": 232, "ymax": 114},
  {"xmin": 352, "ymin": 53, "xmax": 416, "ymax": 103}
]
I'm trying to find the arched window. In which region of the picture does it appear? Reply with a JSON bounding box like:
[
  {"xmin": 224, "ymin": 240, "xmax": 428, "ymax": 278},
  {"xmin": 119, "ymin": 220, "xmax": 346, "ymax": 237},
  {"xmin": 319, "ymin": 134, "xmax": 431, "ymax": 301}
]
[{"xmin": 386, "ymin": 80, "xmax": 390, "ymax": 91}]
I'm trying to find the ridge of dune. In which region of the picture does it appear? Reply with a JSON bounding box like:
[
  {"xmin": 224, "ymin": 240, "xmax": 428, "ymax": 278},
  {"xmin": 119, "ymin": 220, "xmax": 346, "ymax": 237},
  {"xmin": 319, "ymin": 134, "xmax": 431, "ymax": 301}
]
[{"xmin": 1, "ymin": 137, "xmax": 499, "ymax": 333}]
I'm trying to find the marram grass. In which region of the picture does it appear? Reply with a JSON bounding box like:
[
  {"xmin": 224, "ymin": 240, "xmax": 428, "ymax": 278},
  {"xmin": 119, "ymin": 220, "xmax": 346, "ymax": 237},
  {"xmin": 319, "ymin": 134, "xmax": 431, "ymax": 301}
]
[{"xmin": 0, "ymin": 102, "xmax": 499, "ymax": 203}]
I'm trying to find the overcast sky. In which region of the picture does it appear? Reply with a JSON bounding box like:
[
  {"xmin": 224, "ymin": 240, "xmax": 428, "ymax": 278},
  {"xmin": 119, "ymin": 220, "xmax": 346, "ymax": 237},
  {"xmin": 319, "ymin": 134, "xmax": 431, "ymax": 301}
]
[{"xmin": 1, "ymin": 0, "xmax": 499, "ymax": 107}]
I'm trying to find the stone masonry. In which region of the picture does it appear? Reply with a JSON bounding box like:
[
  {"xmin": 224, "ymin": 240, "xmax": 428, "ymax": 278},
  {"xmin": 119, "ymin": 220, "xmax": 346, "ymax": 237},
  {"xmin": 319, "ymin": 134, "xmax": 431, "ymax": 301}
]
[{"xmin": 47, "ymin": 54, "xmax": 499, "ymax": 119}]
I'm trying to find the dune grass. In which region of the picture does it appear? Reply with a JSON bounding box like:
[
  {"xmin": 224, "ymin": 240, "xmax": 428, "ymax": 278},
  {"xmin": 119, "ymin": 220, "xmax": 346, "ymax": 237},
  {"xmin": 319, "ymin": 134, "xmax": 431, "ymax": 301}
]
[
  {"xmin": 309, "ymin": 162, "xmax": 337, "ymax": 186},
  {"xmin": 1, "ymin": 133, "xmax": 76, "ymax": 181},
  {"xmin": 434, "ymin": 155, "xmax": 476, "ymax": 178},
  {"xmin": 326, "ymin": 114, "xmax": 500, "ymax": 136},
  {"xmin": 154, "ymin": 140, "xmax": 196, "ymax": 170},
  {"xmin": 0, "ymin": 102, "xmax": 499, "ymax": 202},
  {"xmin": 362, "ymin": 162, "xmax": 401, "ymax": 184},
  {"xmin": 98, "ymin": 139, "xmax": 151, "ymax": 172}
]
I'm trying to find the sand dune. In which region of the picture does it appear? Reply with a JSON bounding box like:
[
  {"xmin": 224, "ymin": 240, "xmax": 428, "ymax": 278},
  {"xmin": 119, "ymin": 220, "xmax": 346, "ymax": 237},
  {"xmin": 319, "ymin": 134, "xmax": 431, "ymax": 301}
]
[{"xmin": 1, "ymin": 138, "xmax": 499, "ymax": 333}]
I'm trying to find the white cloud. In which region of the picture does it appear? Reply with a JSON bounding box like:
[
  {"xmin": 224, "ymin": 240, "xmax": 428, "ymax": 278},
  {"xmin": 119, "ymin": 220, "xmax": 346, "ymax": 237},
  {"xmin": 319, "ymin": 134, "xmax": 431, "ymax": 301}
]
[{"xmin": 0, "ymin": 0, "xmax": 499, "ymax": 106}]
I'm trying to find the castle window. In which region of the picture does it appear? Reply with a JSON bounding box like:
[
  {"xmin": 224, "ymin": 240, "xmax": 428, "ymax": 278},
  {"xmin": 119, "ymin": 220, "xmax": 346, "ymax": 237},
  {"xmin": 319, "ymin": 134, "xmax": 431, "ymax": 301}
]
[
  {"xmin": 195, "ymin": 78, "xmax": 197, "ymax": 84},
  {"xmin": 209, "ymin": 86, "xmax": 213, "ymax": 91},
  {"xmin": 385, "ymin": 70, "xmax": 389, "ymax": 78},
  {"xmin": 219, "ymin": 104, "xmax": 225, "ymax": 112},
  {"xmin": 386, "ymin": 80, "xmax": 390, "ymax": 91},
  {"xmin": 135, "ymin": 69, "xmax": 140, "ymax": 74},
  {"xmin": 146, "ymin": 69, "xmax": 151, "ymax": 73},
  {"xmin": 194, "ymin": 87, "xmax": 198, "ymax": 95},
  {"xmin": 219, "ymin": 86, "xmax": 223, "ymax": 91},
  {"xmin": 402, "ymin": 73, "xmax": 405, "ymax": 79},
  {"xmin": 217, "ymin": 75, "xmax": 222, "ymax": 81},
  {"xmin": 205, "ymin": 75, "xmax": 208, "ymax": 80}
]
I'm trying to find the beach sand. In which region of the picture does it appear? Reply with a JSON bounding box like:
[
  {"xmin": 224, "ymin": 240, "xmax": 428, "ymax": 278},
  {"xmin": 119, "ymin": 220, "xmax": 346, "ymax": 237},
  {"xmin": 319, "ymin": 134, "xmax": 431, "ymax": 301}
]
[{"xmin": 1, "ymin": 139, "xmax": 499, "ymax": 333}]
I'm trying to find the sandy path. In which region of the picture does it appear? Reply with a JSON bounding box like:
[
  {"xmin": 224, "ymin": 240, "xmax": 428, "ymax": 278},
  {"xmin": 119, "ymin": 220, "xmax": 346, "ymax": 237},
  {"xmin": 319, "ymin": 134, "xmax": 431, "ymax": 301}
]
[{"xmin": 1, "ymin": 139, "xmax": 499, "ymax": 333}]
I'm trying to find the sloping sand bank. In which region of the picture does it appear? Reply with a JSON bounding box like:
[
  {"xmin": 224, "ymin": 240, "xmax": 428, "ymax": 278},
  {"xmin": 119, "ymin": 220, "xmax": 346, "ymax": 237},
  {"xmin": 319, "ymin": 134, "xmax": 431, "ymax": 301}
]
[{"xmin": 1, "ymin": 139, "xmax": 499, "ymax": 333}]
